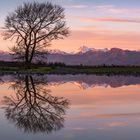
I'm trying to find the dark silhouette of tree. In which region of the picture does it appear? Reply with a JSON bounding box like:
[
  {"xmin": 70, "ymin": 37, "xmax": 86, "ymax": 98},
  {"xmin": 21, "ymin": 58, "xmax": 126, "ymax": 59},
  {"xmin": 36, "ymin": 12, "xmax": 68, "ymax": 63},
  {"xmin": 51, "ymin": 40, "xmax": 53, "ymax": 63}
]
[
  {"xmin": 2, "ymin": 75, "xmax": 69, "ymax": 133},
  {"xmin": 2, "ymin": 2, "xmax": 69, "ymax": 66}
]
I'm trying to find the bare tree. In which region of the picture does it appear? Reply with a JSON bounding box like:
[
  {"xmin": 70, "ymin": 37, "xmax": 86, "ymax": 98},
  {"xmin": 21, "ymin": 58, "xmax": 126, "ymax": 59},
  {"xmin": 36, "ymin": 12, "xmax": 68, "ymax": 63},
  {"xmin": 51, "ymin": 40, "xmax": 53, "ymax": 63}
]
[
  {"xmin": 2, "ymin": 2, "xmax": 69, "ymax": 66},
  {"xmin": 2, "ymin": 75, "xmax": 69, "ymax": 133}
]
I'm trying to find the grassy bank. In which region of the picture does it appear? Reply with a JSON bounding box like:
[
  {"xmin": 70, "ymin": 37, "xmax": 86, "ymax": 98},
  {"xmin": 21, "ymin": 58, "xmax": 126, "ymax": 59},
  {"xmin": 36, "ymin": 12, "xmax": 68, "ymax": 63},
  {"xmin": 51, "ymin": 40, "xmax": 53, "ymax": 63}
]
[{"xmin": 0, "ymin": 63, "xmax": 140, "ymax": 75}]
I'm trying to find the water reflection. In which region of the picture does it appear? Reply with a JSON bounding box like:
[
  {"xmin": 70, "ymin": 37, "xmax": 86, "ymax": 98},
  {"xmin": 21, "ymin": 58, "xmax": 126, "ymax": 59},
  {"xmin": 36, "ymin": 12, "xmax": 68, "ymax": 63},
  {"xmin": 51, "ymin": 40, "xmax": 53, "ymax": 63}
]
[
  {"xmin": 0, "ymin": 74, "xmax": 140, "ymax": 140},
  {"xmin": 1, "ymin": 74, "xmax": 140, "ymax": 88},
  {"xmin": 2, "ymin": 75, "xmax": 69, "ymax": 134},
  {"xmin": 46, "ymin": 75, "xmax": 140, "ymax": 88}
]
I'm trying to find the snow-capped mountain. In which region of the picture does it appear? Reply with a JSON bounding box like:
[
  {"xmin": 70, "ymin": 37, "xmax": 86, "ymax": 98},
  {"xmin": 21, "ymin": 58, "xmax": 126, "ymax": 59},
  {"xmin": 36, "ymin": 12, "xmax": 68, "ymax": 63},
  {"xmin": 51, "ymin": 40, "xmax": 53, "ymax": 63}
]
[
  {"xmin": 77, "ymin": 46, "xmax": 109, "ymax": 54},
  {"xmin": 77, "ymin": 46, "xmax": 96, "ymax": 53},
  {"xmin": 47, "ymin": 47, "xmax": 140, "ymax": 66},
  {"xmin": 0, "ymin": 47, "xmax": 140, "ymax": 66}
]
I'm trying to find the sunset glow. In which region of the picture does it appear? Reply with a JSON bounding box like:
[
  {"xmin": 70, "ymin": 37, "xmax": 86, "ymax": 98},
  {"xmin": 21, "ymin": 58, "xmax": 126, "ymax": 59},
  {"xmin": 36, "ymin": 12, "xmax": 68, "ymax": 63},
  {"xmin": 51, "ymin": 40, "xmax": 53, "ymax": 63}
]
[
  {"xmin": 0, "ymin": 1, "xmax": 140, "ymax": 139},
  {"xmin": 0, "ymin": 0, "xmax": 140, "ymax": 52}
]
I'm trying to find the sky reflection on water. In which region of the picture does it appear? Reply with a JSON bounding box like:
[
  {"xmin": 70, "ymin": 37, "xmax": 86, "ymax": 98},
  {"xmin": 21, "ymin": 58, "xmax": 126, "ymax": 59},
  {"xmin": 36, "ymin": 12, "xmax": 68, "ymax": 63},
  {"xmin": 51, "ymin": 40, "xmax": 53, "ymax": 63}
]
[{"xmin": 0, "ymin": 74, "xmax": 140, "ymax": 140}]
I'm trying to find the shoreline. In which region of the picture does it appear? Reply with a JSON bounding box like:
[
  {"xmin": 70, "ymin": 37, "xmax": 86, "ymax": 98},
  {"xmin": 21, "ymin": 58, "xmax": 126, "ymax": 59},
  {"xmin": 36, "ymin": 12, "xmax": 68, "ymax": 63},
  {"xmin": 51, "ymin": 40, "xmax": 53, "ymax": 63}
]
[{"xmin": 0, "ymin": 66, "xmax": 140, "ymax": 76}]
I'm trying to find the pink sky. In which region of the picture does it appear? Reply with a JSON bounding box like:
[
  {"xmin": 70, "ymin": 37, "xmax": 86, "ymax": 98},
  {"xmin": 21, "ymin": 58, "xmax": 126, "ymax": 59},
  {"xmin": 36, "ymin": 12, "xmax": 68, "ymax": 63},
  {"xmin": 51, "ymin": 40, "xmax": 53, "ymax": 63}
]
[{"xmin": 0, "ymin": 0, "xmax": 140, "ymax": 52}]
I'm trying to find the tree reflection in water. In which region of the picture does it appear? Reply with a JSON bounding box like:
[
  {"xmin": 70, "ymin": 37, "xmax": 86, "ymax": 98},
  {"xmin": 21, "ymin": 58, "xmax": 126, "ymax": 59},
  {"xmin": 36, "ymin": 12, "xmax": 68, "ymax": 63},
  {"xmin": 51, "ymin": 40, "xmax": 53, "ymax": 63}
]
[{"xmin": 2, "ymin": 75, "xmax": 69, "ymax": 134}]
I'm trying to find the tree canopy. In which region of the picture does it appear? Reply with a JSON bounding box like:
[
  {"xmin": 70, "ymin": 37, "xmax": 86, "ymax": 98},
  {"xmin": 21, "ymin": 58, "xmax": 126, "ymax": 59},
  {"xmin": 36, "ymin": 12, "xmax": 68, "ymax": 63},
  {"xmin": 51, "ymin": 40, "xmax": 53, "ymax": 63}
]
[{"xmin": 3, "ymin": 2, "xmax": 69, "ymax": 66}]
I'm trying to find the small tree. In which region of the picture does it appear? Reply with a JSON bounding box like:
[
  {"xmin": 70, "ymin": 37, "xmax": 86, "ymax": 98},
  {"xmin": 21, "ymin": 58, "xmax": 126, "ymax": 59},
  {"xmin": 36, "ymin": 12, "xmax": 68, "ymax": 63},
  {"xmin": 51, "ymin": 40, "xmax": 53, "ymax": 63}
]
[{"xmin": 3, "ymin": 2, "xmax": 69, "ymax": 67}]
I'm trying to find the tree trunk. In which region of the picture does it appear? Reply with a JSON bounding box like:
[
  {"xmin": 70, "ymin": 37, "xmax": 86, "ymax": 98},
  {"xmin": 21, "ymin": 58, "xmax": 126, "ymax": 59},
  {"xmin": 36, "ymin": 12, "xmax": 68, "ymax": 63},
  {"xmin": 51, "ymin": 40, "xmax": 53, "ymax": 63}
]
[{"xmin": 25, "ymin": 61, "xmax": 31, "ymax": 69}]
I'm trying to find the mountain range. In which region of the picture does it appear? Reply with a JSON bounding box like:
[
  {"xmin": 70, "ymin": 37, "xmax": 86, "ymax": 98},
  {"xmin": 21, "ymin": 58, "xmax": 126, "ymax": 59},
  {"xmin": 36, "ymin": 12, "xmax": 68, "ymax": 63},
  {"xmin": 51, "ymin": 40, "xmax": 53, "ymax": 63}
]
[
  {"xmin": 0, "ymin": 46, "xmax": 140, "ymax": 66},
  {"xmin": 47, "ymin": 46, "xmax": 140, "ymax": 66}
]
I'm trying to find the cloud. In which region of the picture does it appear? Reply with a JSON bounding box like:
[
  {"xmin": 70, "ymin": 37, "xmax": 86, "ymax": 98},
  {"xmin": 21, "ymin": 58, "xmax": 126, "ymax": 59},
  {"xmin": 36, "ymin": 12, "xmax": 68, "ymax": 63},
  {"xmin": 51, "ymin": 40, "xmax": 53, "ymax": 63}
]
[
  {"xmin": 95, "ymin": 5, "xmax": 114, "ymax": 9},
  {"xmin": 65, "ymin": 4, "xmax": 88, "ymax": 9},
  {"xmin": 94, "ymin": 5, "xmax": 140, "ymax": 15},
  {"xmin": 75, "ymin": 16, "xmax": 140, "ymax": 24}
]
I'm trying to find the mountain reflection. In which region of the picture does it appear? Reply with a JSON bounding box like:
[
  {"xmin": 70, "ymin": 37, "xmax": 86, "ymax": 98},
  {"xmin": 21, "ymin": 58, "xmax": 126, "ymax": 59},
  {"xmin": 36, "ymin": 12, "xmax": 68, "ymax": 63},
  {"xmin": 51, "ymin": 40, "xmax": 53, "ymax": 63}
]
[
  {"xmin": 46, "ymin": 75, "xmax": 140, "ymax": 89},
  {"xmin": 2, "ymin": 75, "xmax": 69, "ymax": 134},
  {"xmin": 1, "ymin": 74, "xmax": 140, "ymax": 89}
]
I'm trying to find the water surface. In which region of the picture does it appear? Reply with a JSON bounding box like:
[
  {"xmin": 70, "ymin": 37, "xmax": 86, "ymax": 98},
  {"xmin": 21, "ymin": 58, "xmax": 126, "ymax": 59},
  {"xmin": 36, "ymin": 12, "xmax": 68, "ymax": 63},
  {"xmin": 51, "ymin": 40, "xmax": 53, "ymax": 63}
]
[{"xmin": 0, "ymin": 74, "xmax": 140, "ymax": 140}]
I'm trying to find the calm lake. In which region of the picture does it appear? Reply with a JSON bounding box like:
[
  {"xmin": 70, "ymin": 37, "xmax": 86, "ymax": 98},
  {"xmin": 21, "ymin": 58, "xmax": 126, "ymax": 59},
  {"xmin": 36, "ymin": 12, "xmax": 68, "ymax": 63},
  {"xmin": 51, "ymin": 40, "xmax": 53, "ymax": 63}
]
[{"xmin": 0, "ymin": 74, "xmax": 140, "ymax": 140}]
